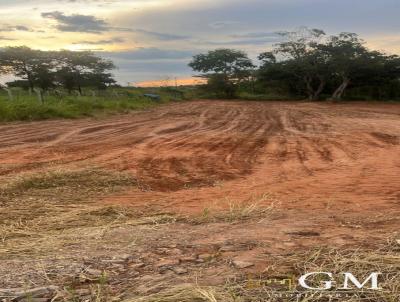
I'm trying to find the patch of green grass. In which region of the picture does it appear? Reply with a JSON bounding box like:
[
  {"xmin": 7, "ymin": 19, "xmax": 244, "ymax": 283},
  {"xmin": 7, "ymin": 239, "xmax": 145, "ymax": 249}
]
[
  {"xmin": 0, "ymin": 95, "xmax": 160, "ymax": 122},
  {"xmin": 0, "ymin": 85, "xmax": 190, "ymax": 122}
]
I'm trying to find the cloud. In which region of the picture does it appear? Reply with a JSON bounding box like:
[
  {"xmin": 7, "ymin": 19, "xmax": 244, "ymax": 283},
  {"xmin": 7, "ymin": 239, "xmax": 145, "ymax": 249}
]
[
  {"xmin": 202, "ymin": 31, "xmax": 283, "ymax": 46},
  {"xmin": 14, "ymin": 25, "xmax": 30, "ymax": 31},
  {"xmin": 134, "ymin": 29, "xmax": 190, "ymax": 41},
  {"xmin": 98, "ymin": 47, "xmax": 197, "ymax": 83},
  {"xmin": 58, "ymin": 0, "xmax": 118, "ymax": 2},
  {"xmin": 100, "ymin": 47, "xmax": 195, "ymax": 61},
  {"xmin": 230, "ymin": 32, "xmax": 281, "ymax": 39},
  {"xmin": 73, "ymin": 37, "xmax": 125, "ymax": 45},
  {"xmin": 0, "ymin": 36, "xmax": 15, "ymax": 41},
  {"xmin": 0, "ymin": 25, "xmax": 33, "ymax": 32},
  {"xmin": 204, "ymin": 37, "xmax": 281, "ymax": 46},
  {"xmin": 209, "ymin": 21, "xmax": 242, "ymax": 29},
  {"xmin": 3, "ymin": 0, "xmax": 400, "ymax": 84},
  {"xmin": 40, "ymin": 10, "xmax": 188, "ymax": 41},
  {"xmin": 41, "ymin": 11, "xmax": 111, "ymax": 33}
]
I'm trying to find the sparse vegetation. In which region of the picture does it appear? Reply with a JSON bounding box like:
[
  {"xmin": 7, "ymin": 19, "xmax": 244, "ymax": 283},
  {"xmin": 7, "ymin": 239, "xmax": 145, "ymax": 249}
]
[
  {"xmin": 0, "ymin": 168, "xmax": 137, "ymax": 245},
  {"xmin": 224, "ymin": 239, "xmax": 400, "ymax": 302},
  {"xmin": 132, "ymin": 285, "xmax": 235, "ymax": 302},
  {"xmin": 187, "ymin": 194, "xmax": 278, "ymax": 224},
  {"xmin": 0, "ymin": 168, "xmax": 136, "ymax": 202},
  {"xmin": 1, "ymin": 164, "xmax": 399, "ymax": 301},
  {"xmin": 130, "ymin": 238, "xmax": 400, "ymax": 302}
]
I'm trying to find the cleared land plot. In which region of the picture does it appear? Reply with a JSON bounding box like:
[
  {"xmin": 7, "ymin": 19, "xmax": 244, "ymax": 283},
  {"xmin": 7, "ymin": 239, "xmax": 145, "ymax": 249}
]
[{"xmin": 0, "ymin": 100, "xmax": 399, "ymax": 301}]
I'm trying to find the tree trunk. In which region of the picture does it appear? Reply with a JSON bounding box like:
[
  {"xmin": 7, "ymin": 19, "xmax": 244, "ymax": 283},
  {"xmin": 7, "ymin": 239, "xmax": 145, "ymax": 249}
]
[
  {"xmin": 304, "ymin": 76, "xmax": 315, "ymax": 101},
  {"xmin": 304, "ymin": 76, "xmax": 325, "ymax": 101},
  {"xmin": 34, "ymin": 88, "xmax": 44, "ymax": 104},
  {"xmin": 331, "ymin": 78, "xmax": 350, "ymax": 100},
  {"xmin": 4, "ymin": 88, "xmax": 13, "ymax": 101},
  {"xmin": 24, "ymin": 66, "xmax": 35, "ymax": 93},
  {"xmin": 54, "ymin": 89, "xmax": 63, "ymax": 100},
  {"xmin": 312, "ymin": 77, "xmax": 326, "ymax": 100}
]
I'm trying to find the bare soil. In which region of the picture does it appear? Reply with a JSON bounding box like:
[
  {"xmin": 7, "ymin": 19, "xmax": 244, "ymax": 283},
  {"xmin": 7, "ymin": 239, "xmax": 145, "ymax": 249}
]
[{"xmin": 0, "ymin": 100, "xmax": 399, "ymax": 301}]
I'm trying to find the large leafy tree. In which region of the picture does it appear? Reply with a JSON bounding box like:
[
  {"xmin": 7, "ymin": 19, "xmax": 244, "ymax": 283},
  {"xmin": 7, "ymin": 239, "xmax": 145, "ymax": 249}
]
[
  {"xmin": 0, "ymin": 46, "xmax": 57, "ymax": 92},
  {"xmin": 189, "ymin": 48, "xmax": 254, "ymax": 98},
  {"xmin": 0, "ymin": 47, "xmax": 116, "ymax": 95},
  {"xmin": 317, "ymin": 33, "xmax": 368, "ymax": 99},
  {"xmin": 259, "ymin": 28, "xmax": 329, "ymax": 100},
  {"xmin": 258, "ymin": 28, "xmax": 400, "ymax": 100},
  {"xmin": 55, "ymin": 50, "xmax": 116, "ymax": 94},
  {"xmin": 318, "ymin": 33, "xmax": 400, "ymax": 100}
]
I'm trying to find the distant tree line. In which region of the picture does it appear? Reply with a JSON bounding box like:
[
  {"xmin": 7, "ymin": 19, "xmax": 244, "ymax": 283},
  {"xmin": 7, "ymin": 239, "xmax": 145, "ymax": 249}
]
[
  {"xmin": 0, "ymin": 46, "xmax": 116, "ymax": 101},
  {"xmin": 189, "ymin": 28, "xmax": 400, "ymax": 100}
]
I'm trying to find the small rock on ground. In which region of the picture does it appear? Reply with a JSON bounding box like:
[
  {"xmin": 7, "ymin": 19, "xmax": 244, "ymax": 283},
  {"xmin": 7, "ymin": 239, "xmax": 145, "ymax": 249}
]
[{"xmin": 232, "ymin": 260, "xmax": 254, "ymax": 269}]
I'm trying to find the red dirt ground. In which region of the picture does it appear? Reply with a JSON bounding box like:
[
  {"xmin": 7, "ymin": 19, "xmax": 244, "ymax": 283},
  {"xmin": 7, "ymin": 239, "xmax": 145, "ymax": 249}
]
[
  {"xmin": 1, "ymin": 100, "xmax": 400, "ymax": 299},
  {"xmin": 1, "ymin": 100, "xmax": 399, "ymax": 253}
]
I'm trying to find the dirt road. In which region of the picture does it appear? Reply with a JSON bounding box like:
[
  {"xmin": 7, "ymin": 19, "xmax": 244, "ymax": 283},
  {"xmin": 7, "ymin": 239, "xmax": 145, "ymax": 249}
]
[{"xmin": 1, "ymin": 100, "xmax": 399, "ymax": 300}]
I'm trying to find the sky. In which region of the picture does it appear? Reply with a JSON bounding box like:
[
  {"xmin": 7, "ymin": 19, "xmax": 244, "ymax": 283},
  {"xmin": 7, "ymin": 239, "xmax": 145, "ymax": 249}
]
[{"xmin": 0, "ymin": 0, "xmax": 399, "ymax": 86}]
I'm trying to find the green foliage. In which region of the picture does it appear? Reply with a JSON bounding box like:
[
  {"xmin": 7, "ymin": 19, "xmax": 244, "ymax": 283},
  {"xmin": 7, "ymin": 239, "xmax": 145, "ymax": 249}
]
[
  {"xmin": 0, "ymin": 46, "xmax": 116, "ymax": 93},
  {"xmin": 204, "ymin": 74, "xmax": 237, "ymax": 98},
  {"xmin": 55, "ymin": 50, "xmax": 116, "ymax": 92},
  {"xmin": 258, "ymin": 28, "xmax": 400, "ymax": 101},
  {"xmin": 189, "ymin": 48, "xmax": 254, "ymax": 75},
  {"xmin": 0, "ymin": 88, "xmax": 174, "ymax": 122},
  {"xmin": 189, "ymin": 48, "xmax": 255, "ymax": 98}
]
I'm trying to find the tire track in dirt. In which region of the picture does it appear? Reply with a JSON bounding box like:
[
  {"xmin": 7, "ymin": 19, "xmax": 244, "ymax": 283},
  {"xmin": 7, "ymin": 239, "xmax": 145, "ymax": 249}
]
[
  {"xmin": 1, "ymin": 100, "xmax": 400, "ymax": 267},
  {"xmin": 0, "ymin": 100, "xmax": 399, "ymax": 202}
]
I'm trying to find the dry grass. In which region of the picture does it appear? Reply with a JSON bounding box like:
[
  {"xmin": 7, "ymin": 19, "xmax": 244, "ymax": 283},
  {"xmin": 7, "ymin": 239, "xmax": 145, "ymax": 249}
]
[
  {"xmin": 128, "ymin": 237, "xmax": 400, "ymax": 302},
  {"xmin": 0, "ymin": 168, "xmax": 139, "ymax": 257},
  {"xmin": 1, "ymin": 169, "xmax": 398, "ymax": 302},
  {"xmin": 0, "ymin": 167, "xmax": 180, "ymax": 298},
  {"xmin": 186, "ymin": 193, "xmax": 279, "ymax": 224},
  {"xmin": 130, "ymin": 284, "xmax": 238, "ymax": 302},
  {"xmin": 0, "ymin": 168, "xmax": 136, "ymax": 204},
  {"xmin": 225, "ymin": 236, "xmax": 400, "ymax": 302}
]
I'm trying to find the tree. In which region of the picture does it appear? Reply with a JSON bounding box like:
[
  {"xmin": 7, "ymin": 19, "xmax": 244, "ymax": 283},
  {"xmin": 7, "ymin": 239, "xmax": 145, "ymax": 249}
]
[
  {"xmin": 55, "ymin": 50, "xmax": 116, "ymax": 95},
  {"xmin": 313, "ymin": 33, "xmax": 400, "ymax": 100},
  {"xmin": 0, "ymin": 47, "xmax": 117, "ymax": 100},
  {"xmin": 258, "ymin": 28, "xmax": 400, "ymax": 101},
  {"xmin": 83, "ymin": 71, "xmax": 116, "ymax": 90},
  {"xmin": 318, "ymin": 33, "xmax": 400, "ymax": 100},
  {"xmin": 55, "ymin": 67, "xmax": 76, "ymax": 94},
  {"xmin": 318, "ymin": 33, "xmax": 367, "ymax": 99},
  {"xmin": 259, "ymin": 28, "xmax": 329, "ymax": 100},
  {"xmin": 189, "ymin": 49, "xmax": 254, "ymax": 98},
  {"xmin": 31, "ymin": 59, "xmax": 57, "ymax": 92},
  {"xmin": 0, "ymin": 46, "xmax": 55, "ymax": 92}
]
